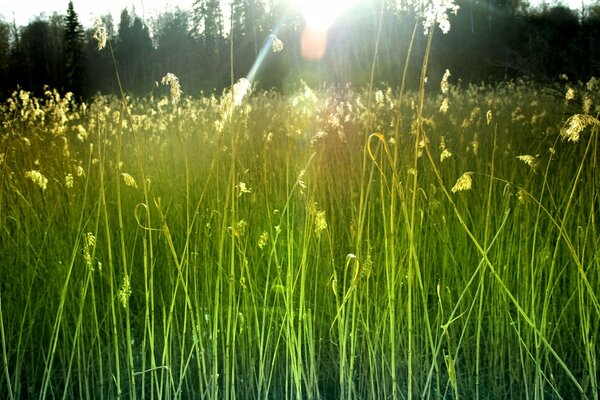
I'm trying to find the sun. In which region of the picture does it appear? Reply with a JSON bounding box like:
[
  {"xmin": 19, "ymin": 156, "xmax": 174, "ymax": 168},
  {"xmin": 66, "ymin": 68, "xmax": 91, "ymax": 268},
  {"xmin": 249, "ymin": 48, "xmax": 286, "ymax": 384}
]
[{"xmin": 291, "ymin": 0, "xmax": 360, "ymax": 32}]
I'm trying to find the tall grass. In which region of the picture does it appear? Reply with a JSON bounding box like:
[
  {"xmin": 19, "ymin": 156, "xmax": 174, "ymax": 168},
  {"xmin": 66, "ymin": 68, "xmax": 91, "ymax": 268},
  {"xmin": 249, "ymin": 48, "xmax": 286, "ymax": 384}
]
[{"xmin": 1, "ymin": 19, "xmax": 599, "ymax": 400}]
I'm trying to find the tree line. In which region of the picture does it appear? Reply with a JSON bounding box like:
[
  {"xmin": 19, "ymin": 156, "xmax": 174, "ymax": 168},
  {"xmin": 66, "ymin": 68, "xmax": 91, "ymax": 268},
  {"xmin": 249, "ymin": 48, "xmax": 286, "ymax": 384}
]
[{"xmin": 0, "ymin": 0, "xmax": 599, "ymax": 99}]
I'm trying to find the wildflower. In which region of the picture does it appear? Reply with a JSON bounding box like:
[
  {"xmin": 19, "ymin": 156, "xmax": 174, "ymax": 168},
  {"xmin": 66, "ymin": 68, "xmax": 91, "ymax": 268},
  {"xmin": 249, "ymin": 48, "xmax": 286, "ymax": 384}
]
[
  {"xmin": 269, "ymin": 34, "xmax": 284, "ymax": 53},
  {"xmin": 451, "ymin": 172, "xmax": 473, "ymax": 193},
  {"xmin": 486, "ymin": 110, "xmax": 493, "ymax": 125},
  {"xmin": 422, "ymin": 0, "xmax": 460, "ymax": 34},
  {"xmin": 75, "ymin": 165, "xmax": 85, "ymax": 177},
  {"xmin": 121, "ymin": 173, "xmax": 138, "ymax": 189},
  {"xmin": 233, "ymin": 78, "xmax": 251, "ymax": 106},
  {"xmin": 516, "ymin": 155, "xmax": 538, "ymax": 170},
  {"xmin": 560, "ymin": 114, "xmax": 599, "ymax": 142},
  {"xmin": 25, "ymin": 170, "xmax": 48, "ymax": 191},
  {"xmin": 257, "ymin": 231, "xmax": 268, "ymax": 249},
  {"xmin": 440, "ymin": 69, "xmax": 451, "ymax": 94},
  {"xmin": 160, "ymin": 73, "xmax": 181, "ymax": 105},
  {"xmin": 118, "ymin": 274, "xmax": 132, "ymax": 308},
  {"xmin": 92, "ymin": 18, "xmax": 107, "ymax": 51},
  {"xmin": 237, "ymin": 181, "xmax": 251, "ymax": 197}
]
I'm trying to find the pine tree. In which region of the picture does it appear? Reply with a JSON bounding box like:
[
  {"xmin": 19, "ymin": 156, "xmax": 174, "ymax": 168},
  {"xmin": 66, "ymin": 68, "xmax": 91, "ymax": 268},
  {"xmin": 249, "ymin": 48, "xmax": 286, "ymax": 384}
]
[
  {"xmin": 192, "ymin": 0, "xmax": 226, "ymax": 89},
  {"xmin": 116, "ymin": 9, "xmax": 154, "ymax": 95},
  {"xmin": 64, "ymin": 0, "xmax": 85, "ymax": 95}
]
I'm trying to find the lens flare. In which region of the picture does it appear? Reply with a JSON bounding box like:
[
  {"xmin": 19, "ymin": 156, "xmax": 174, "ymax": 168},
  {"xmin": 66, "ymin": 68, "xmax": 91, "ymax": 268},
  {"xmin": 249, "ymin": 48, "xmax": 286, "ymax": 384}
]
[{"xmin": 292, "ymin": 0, "xmax": 358, "ymax": 32}]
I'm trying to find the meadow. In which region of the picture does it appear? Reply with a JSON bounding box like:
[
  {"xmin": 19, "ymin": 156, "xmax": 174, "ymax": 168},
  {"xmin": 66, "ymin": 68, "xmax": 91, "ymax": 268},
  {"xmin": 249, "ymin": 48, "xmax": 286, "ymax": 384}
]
[{"xmin": 0, "ymin": 75, "xmax": 598, "ymax": 399}]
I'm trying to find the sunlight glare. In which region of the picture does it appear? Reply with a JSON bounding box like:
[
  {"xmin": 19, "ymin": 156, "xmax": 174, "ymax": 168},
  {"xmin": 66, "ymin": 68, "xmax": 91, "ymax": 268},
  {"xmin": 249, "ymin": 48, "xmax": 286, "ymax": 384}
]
[{"xmin": 292, "ymin": 0, "xmax": 359, "ymax": 32}]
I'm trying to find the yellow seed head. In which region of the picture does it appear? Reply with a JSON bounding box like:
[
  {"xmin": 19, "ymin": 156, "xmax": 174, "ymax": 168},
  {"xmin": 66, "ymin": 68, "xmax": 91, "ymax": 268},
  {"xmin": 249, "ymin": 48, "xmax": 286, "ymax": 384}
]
[
  {"xmin": 258, "ymin": 231, "xmax": 268, "ymax": 249},
  {"xmin": 517, "ymin": 155, "xmax": 538, "ymax": 170},
  {"xmin": 237, "ymin": 181, "xmax": 251, "ymax": 197},
  {"xmin": 440, "ymin": 148, "xmax": 453, "ymax": 162},
  {"xmin": 121, "ymin": 173, "xmax": 138, "ymax": 189},
  {"xmin": 560, "ymin": 114, "xmax": 599, "ymax": 142},
  {"xmin": 25, "ymin": 170, "xmax": 48, "ymax": 191},
  {"xmin": 451, "ymin": 172, "xmax": 473, "ymax": 193},
  {"xmin": 118, "ymin": 274, "xmax": 132, "ymax": 308},
  {"xmin": 565, "ymin": 87, "xmax": 575, "ymax": 101},
  {"xmin": 65, "ymin": 173, "xmax": 74, "ymax": 188},
  {"xmin": 439, "ymin": 97, "xmax": 449, "ymax": 113}
]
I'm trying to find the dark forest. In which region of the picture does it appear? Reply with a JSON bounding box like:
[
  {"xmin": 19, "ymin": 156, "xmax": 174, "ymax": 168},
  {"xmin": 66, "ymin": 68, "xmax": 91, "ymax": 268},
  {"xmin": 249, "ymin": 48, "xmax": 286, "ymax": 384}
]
[{"xmin": 0, "ymin": 0, "xmax": 599, "ymax": 99}]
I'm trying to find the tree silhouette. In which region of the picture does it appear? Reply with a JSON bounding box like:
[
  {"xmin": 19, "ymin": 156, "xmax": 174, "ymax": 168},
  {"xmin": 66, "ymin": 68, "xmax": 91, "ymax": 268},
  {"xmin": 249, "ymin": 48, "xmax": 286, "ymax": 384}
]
[
  {"xmin": 115, "ymin": 9, "xmax": 154, "ymax": 94},
  {"xmin": 154, "ymin": 9, "xmax": 199, "ymax": 92},
  {"xmin": 64, "ymin": 1, "xmax": 85, "ymax": 96},
  {"xmin": 0, "ymin": 0, "xmax": 600, "ymax": 99},
  {"xmin": 192, "ymin": 0, "xmax": 227, "ymax": 91},
  {"xmin": 0, "ymin": 19, "xmax": 10, "ymax": 93}
]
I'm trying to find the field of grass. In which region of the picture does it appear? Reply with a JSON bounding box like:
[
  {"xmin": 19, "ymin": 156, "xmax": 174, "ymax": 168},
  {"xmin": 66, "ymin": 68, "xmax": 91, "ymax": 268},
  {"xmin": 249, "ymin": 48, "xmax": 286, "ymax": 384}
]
[{"xmin": 0, "ymin": 76, "xmax": 598, "ymax": 399}]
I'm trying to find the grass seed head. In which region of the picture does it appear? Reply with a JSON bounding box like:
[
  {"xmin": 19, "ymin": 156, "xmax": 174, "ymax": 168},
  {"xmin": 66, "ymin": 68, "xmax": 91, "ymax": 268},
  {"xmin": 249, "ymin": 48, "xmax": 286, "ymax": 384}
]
[
  {"xmin": 92, "ymin": 18, "xmax": 107, "ymax": 51},
  {"xmin": 440, "ymin": 97, "xmax": 449, "ymax": 113},
  {"xmin": 517, "ymin": 155, "xmax": 538, "ymax": 170},
  {"xmin": 160, "ymin": 73, "xmax": 181, "ymax": 105},
  {"xmin": 441, "ymin": 69, "xmax": 451, "ymax": 94},
  {"xmin": 25, "ymin": 170, "xmax": 48, "ymax": 191},
  {"xmin": 121, "ymin": 173, "xmax": 138, "ymax": 189},
  {"xmin": 440, "ymin": 148, "xmax": 453, "ymax": 162},
  {"xmin": 237, "ymin": 181, "xmax": 251, "ymax": 197},
  {"xmin": 233, "ymin": 78, "xmax": 252, "ymax": 106},
  {"xmin": 65, "ymin": 173, "xmax": 74, "ymax": 188},
  {"xmin": 583, "ymin": 97, "xmax": 592, "ymax": 114},
  {"xmin": 118, "ymin": 274, "xmax": 132, "ymax": 308},
  {"xmin": 560, "ymin": 114, "xmax": 599, "ymax": 142},
  {"xmin": 257, "ymin": 231, "xmax": 268, "ymax": 249},
  {"xmin": 83, "ymin": 233, "xmax": 96, "ymax": 271},
  {"xmin": 451, "ymin": 172, "xmax": 473, "ymax": 193},
  {"xmin": 422, "ymin": 0, "xmax": 460, "ymax": 34},
  {"xmin": 565, "ymin": 87, "xmax": 575, "ymax": 101},
  {"xmin": 269, "ymin": 34, "xmax": 284, "ymax": 53}
]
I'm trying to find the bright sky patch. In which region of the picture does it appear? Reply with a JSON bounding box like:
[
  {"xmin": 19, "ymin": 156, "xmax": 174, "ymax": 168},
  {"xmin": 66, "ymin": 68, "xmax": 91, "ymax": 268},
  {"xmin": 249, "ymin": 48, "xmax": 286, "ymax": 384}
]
[{"xmin": 291, "ymin": 0, "xmax": 359, "ymax": 32}]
